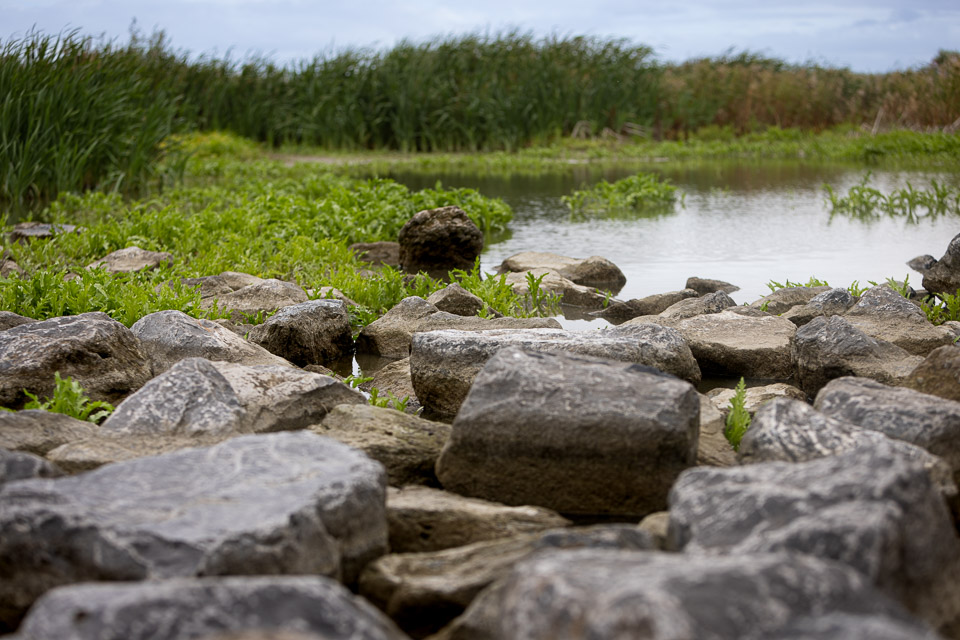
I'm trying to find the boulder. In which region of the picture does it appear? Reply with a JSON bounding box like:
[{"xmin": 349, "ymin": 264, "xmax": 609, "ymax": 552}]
[
  {"xmin": 426, "ymin": 283, "xmax": 484, "ymax": 317},
  {"xmin": 350, "ymin": 241, "xmax": 401, "ymax": 268},
  {"xmin": 0, "ymin": 313, "xmax": 152, "ymax": 409},
  {"xmin": 706, "ymin": 382, "xmax": 806, "ymax": 415},
  {"xmin": 311, "ymin": 404, "xmax": 450, "ymax": 487},
  {"xmin": 904, "ymin": 344, "xmax": 960, "ymax": 402},
  {"xmin": 0, "ymin": 432, "xmax": 388, "ymax": 629},
  {"xmin": 697, "ymin": 394, "xmax": 736, "ymax": 467},
  {"xmin": 218, "ymin": 271, "xmax": 264, "ymax": 290},
  {"xmin": 369, "ymin": 357, "xmax": 421, "ymax": 415},
  {"xmin": 435, "ymin": 348, "xmax": 699, "ymax": 516},
  {"xmin": 14, "ymin": 576, "xmax": 407, "ymax": 640},
  {"xmin": 844, "ymin": 285, "xmax": 954, "ymax": 355},
  {"xmin": 0, "ymin": 410, "xmax": 97, "ymax": 456},
  {"xmin": 410, "ymin": 325, "xmax": 700, "ymax": 422},
  {"xmin": 201, "ymin": 279, "xmax": 309, "ymax": 323},
  {"xmin": 100, "ymin": 357, "xmax": 364, "ymax": 437},
  {"xmin": 659, "ymin": 290, "xmax": 736, "ymax": 320},
  {"xmin": 923, "ymin": 232, "xmax": 960, "ymax": 295},
  {"xmin": 792, "ymin": 315, "xmax": 923, "ymax": 397},
  {"xmin": 247, "ymin": 299, "xmax": 354, "ymax": 367},
  {"xmin": 684, "ymin": 276, "xmax": 740, "ymax": 295},
  {"xmin": 677, "ymin": 310, "xmax": 797, "ymax": 379},
  {"xmin": 0, "ymin": 311, "xmax": 36, "ymax": 331},
  {"xmin": 668, "ymin": 445, "xmax": 960, "ymax": 632},
  {"xmin": 131, "ymin": 310, "xmax": 293, "ymax": 374},
  {"xmin": 909, "ymin": 254, "xmax": 938, "ymax": 275},
  {"xmin": 8, "ymin": 221, "xmax": 81, "ymax": 243},
  {"xmin": 750, "ymin": 285, "xmax": 832, "ymax": 314},
  {"xmin": 0, "ymin": 448, "xmax": 63, "ymax": 485},
  {"xmin": 781, "ymin": 287, "xmax": 858, "ymax": 326},
  {"xmin": 385, "ymin": 485, "xmax": 570, "ymax": 553},
  {"xmin": 398, "ymin": 206, "xmax": 483, "ymax": 279},
  {"xmin": 503, "ymin": 269, "xmax": 608, "ymax": 309},
  {"xmin": 592, "ymin": 288, "xmax": 697, "ymax": 324},
  {"xmin": 497, "ymin": 251, "xmax": 626, "ymax": 289},
  {"xmin": 814, "ymin": 376, "xmax": 960, "ymax": 483},
  {"xmin": 87, "ymin": 246, "xmax": 173, "ymax": 273}
]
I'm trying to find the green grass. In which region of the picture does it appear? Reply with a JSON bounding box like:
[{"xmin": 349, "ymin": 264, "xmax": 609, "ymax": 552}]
[{"xmin": 16, "ymin": 372, "xmax": 115, "ymax": 423}]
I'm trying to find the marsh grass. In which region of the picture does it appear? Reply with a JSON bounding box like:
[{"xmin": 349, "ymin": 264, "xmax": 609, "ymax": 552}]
[
  {"xmin": 824, "ymin": 173, "xmax": 960, "ymax": 222},
  {"xmin": 561, "ymin": 172, "xmax": 680, "ymax": 218}
]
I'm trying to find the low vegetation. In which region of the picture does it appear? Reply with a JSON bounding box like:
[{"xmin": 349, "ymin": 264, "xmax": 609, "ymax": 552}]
[
  {"xmin": 14, "ymin": 372, "xmax": 115, "ymax": 424},
  {"xmin": 724, "ymin": 377, "xmax": 751, "ymax": 451},
  {"xmin": 824, "ymin": 173, "xmax": 960, "ymax": 222},
  {"xmin": 561, "ymin": 172, "xmax": 680, "ymax": 218}
]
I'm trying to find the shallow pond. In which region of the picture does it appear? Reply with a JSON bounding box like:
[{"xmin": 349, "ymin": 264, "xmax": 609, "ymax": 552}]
[{"xmin": 391, "ymin": 161, "xmax": 959, "ymax": 329}]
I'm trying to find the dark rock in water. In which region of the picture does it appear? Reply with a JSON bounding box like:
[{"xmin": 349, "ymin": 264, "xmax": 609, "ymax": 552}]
[
  {"xmin": 923, "ymin": 232, "xmax": 960, "ymax": 295},
  {"xmin": 248, "ymin": 299, "xmax": 354, "ymax": 367},
  {"xmin": 0, "ymin": 311, "xmax": 35, "ymax": 331},
  {"xmin": 0, "ymin": 312, "xmax": 152, "ymax": 409},
  {"xmin": 668, "ymin": 444, "xmax": 960, "ymax": 633},
  {"xmin": 497, "ymin": 251, "xmax": 626, "ymax": 289},
  {"xmin": 904, "ymin": 344, "xmax": 960, "ymax": 403},
  {"xmin": 685, "ymin": 276, "xmax": 740, "ymax": 295},
  {"xmin": 8, "ymin": 221, "xmax": 81, "ymax": 243},
  {"xmin": 436, "ymin": 347, "xmax": 699, "ymax": 516},
  {"xmin": 592, "ymin": 288, "xmax": 697, "ymax": 324},
  {"xmin": 0, "ymin": 410, "xmax": 97, "ymax": 456},
  {"xmin": 426, "ymin": 282, "xmax": 484, "ymax": 317},
  {"xmin": 14, "ymin": 576, "xmax": 407, "ymax": 640},
  {"xmin": 0, "ymin": 448, "xmax": 63, "ymax": 486},
  {"xmin": 398, "ymin": 206, "xmax": 483, "ymax": 279},
  {"xmin": 350, "ymin": 241, "xmax": 401, "ymax": 268},
  {"xmin": 438, "ymin": 549, "xmax": 940, "ymax": 640},
  {"xmin": 781, "ymin": 287, "xmax": 857, "ymax": 327},
  {"xmin": 659, "ymin": 290, "xmax": 736, "ymax": 320},
  {"xmin": 87, "ymin": 246, "xmax": 174, "ymax": 273},
  {"xmin": 0, "ymin": 431, "xmax": 388, "ymax": 629},
  {"xmin": 844, "ymin": 284, "xmax": 954, "ymax": 356},
  {"xmin": 908, "ymin": 254, "xmax": 938, "ymax": 275}
]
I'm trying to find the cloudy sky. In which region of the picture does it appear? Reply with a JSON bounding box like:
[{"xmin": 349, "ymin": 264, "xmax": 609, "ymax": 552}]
[{"xmin": 3, "ymin": 0, "xmax": 958, "ymax": 72}]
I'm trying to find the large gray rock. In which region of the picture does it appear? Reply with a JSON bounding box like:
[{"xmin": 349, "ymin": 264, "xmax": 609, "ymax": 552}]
[
  {"xmin": 793, "ymin": 315, "xmax": 923, "ymax": 396},
  {"xmin": 781, "ymin": 287, "xmax": 858, "ymax": 326},
  {"xmin": 0, "ymin": 313, "xmax": 152, "ymax": 408},
  {"xmin": 0, "ymin": 448, "xmax": 62, "ymax": 486},
  {"xmin": 0, "ymin": 432, "xmax": 388, "ymax": 629},
  {"xmin": 0, "ymin": 410, "xmax": 97, "ymax": 456},
  {"xmin": 412, "ymin": 325, "xmax": 700, "ymax": 421},
  {"xmin": 814, "ymin": 376, "xmax": 960, "ymax": 483},
  {"xmin": 750, "ymin": 285, "xmax": 832, "ymax": 314},
  {"xmin": 923, "ymin": 232, "xmax": 960, "ymax": 295},
  {"xmin": 435, "ymin": 348, "xmax": 699, "ymax": 516},
  {"xmin": 426, "ymin": 283, "xmax": 484, "ymax": 317},
  {"xmin": 385, "ymin": 485, "xmax": 570, "ymax": 554},
  {"xmin": 311, "ymin": 404, "xmax": 451, "ymax": 487},
  {"xmin": 437, "ymin": 550, "xmax": 939, "ymax": 640},
  {"xmin": 247, "ymin": 299, "xmax": 354, "ymax": 367},
  {"xmin": 131, "ymin": 310, "xmax": 292, "ymax": 374},
  {"xmin": 904, "ymin": 344, "xmax": 960, "ymax": 403},
  {"xmin": 497, "ymin": 251, "xmax": 626, "ymax": 289},
  {"xmin": 87, "ymin": 245, "xmax": 173, "ymax": 273},
  {"xmin": 100, "ymin": 357, "xmax": 364, "ymax": 437},
  {"xmin": 685, "ymin": 276, "xmax": 740, "ymax": 295},
  {"xmin": 592, "ymin": 288, "xmax": 697, "ymax": 324},
  {"xmin": 668, "ymin": 445, "xmax": 960, "ymax": 632},
  {"xmin": 503, "ymin": 269, "xmax": 609, "ymax": 309},
  {"xmin": 677, "ymin": 310, "xmax": 797, "ymax": 379},
  {"xmin": 14, "ymin": 576, "xmax": 407, "ymax": 640},
  {"xmin": 844, "ymin": 285, "xmax": 955, "ymax": 355},
  {"xmin": 659, "ymin": 290, "xmax": 736, "ymax": 320},
  {"xmin": 201, "ymin": 279, "xmax": 309, "ymax": 323},
  {"xmin": 398, "ymin": 206, "xmax": 483, "ymax": 279}
]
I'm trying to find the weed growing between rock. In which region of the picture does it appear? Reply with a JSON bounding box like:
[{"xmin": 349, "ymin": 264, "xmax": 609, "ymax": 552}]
[
  {"xmin": 724, "ymin": 377, "xmax": 751, "ymax": 451},
  {"xmin": 14, "ymin": 372, "xmax": 114, "ymax": 423}
]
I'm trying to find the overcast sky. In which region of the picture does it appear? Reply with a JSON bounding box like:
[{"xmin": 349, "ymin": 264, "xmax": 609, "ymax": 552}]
[{"xmin": 3, "ymin": 0, "xmax": 958, "ymax": 72}]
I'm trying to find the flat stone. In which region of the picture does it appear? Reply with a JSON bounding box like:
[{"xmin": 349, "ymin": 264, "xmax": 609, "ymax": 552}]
[
  {"xmin": 844, "ymin": 285, "xmax": 954, "ymax": 355},
  {"xmin": 0, "ymin": 410, "xmax": 97, "ymax": 456},
  {"xmin": 87, "ymin": 246, "xmax": 173, "ymax": 273},
  {"xmin": 247, "ymin": 299, "xmax": 354, "ymax": 367},
  {"xmin": 200, "ymin": 279, "xmax": 309, "ymax": 324},
  {"xmin": 497, "ymin": 251, "xmax": 626, "ymax": 289},
  {"xmin": 426, "ymin": 283, "xmax": 484, "ymax": 317},
  {"xmin": 685, "ymin": 276, "xmax": 740, "ymax": 295},
  {"xmin": 677, "ymin": 310, "xmax": 797, "ymax": 379},
  {"xmin": 904, "ymin": 344, "xmax": 960, "ymax": 403},
  {"xmin": 592, "ymin": 289, "xmax": 697, "ymax": 324},
  {"xmin": 503, "ymin": 269, "xmax": 608, "ymax": 309},
  {"xmin": 706, "ymin": 382, "xmax": 807, "ymax": 415},
  {"xmin": 659, "ymin": 290, "xmax": 736, "ymax": 320},
  {"xmin": 0, "ymin": 448, "xmax": 62, "ymax": 486},
  {"xmin": 8, "ymin": 222, "xmax": 81, "ymax": 243}
]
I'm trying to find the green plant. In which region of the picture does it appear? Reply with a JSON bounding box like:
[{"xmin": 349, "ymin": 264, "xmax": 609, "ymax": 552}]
[
  {"xmin": 920, "ymin": 289, "xmax": 960, "ymax": 326},
  {"xmin": 765, "ymin": 276, "xmax": 829, "ymax": 292},
  {"xmin": 524, "ymin": 271, "xmax": 562, "ymax": 317},
  {"xmin": 561, "ymin": 173, "xmax": 680, "ymax": 218},
  {"xmin": 824, "ymin": 173, "xmax": 960, "ymax": 223},
  {"xmin": 724, "ymin": 377, "xmax": 751, "ymax": 451},
  {"xmin": 20, "ymin": 372, "xmax": 115, "ymax": 423},
  {"xmin": 344, "ymin": 374, "xmax": 373, "ymax": 389},
  {"xmin": 367, "ymin": 387, "xmax": 410, "ymax": 412}
]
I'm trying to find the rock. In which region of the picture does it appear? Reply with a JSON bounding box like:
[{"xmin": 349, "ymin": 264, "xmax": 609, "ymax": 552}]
[
  {"xmin": 637, "ymin": 511, "xmax": 670, "ymax": 547},
  {"xmin": 218, "ymin": 271, "xmax": 264, "ymax": 290},
  {"xmin": 659, "ymin": 290, "xmax": 736, "ymax": 320},
  {"xmin": 350, "ymin": 241, "xmax": 401, "ymax": 268},
  {"xmin": 131, "ymin": 310, "xmax": 292, "ymax": 374},
  {"xmin": 497, "ymin": 251, "xmax": 626, "ymax": 289},
  {"xmin": 0, "ymin": 259, "xmax": 22, "ymax": 278},
  {"xmin": 503, "ymin": 269, "xmax": 608, "ymax": 309},
  {"xmin": 904, "ymin": 344, "xmax": 960, "ymax": 402},
  {"xmin": 844, "ymin": 285, "xmax": 955, "ymax": 355},
  {"xmin": 311, "ymin": 404, "xmax": 450, "ymax": 487},
  {"xmin": 0, "ymin": 311, "xmax": 35, "ymax": 332},
  {"xmin": 370, "ymin": 358, "xmax": 422, "ymax": 415},
  {"xmin": 201, "ymin": 279, "xmax": 309, "ymax": 323},
  {"xmin": 793, "ymin": 315, "xmax": 923, "ymax": 397},
  {"xmin": 435, "ymin": 348, "xmax": 699, "ymax": 516},
  {"xmin": 750, "ymin": 285, "xmax": 832, "ymax": 314},
  {"xmin": 100, "ymin": 357, "xmax": 364, "ymax": 437},
  {"xmin": 677, "ymin": 310, "xmax": 797, "ymax": 379},
  {"xmin": 909, "ymin": 254, "xmax": 938, "ymax": 275},
  {"xmin": 426, "ymin": 283, "xmax": 484, "ymax": 317},
  {"xmin": 923, "ymin": 232, "xmax": 960, "ymax": 295},
  {"xmin": 814, "ymin": 376, "xmax": 960, "ymax": 482},
  {"xmin": 360, "ymin": 526, "xmax": 654, "ymax": 637},
  {"xmin": 0, "ymin": 432, "xmax": 388, "ymax": 628},
  {"xmin": 437, "ymin": 549, "xmax": 940, "ymax": 640},
  {"xmin": 0, "ymin": 410, "xmax": 97, "ymax": 456},
  {"xmin": 684, "ymin": 276, "xmax": 740, "ymax": 296},
  {"xmin": 0, "ymin": 448, "xmax": 62, "ymax": 485},
  {"xmin": 385, "ymin": 485, "xmax": 570, "ymax": 553},
  {"xmin": 668, "ymin": 445, "xmax": 960, "ymax": 632},
  {"xmin": 14, "ymin": 576, "xmax": 407, "ymax": 640},
  {"xmin": 87, "ymin": 245, "xmax": 174, "ymax": 273},
  {"xmin": 410, "ymin": 325, "xmax": 700, "ymax": 422},
  {"xmin": 160, "ymin": 275, "xmax": 235, "ymax": 299},
  {"xmin": 398, "ymin": 206, "xmax": 483, "ymax": 279},
  {"xmin": 707, "ymin": 382, "xmax": 806, "ymax": 415},
  {"xmin": 697, "ymin": 393, "xmax": 736, "ymax": 467},
  {"xmin": 0, "ymin": 313, "xmax": 152, "ymax": 409},
  {"xmin": 8, "ymin": 221, "xmax": 80, "ymax": 243},
  {"xmin": 591, "ymin": 289, "xmax": 697, "ymax": 324},
  {"xmin": 247, "ymin": 300, "xmax": 353, "ymax": 367},
  {"xmin": 781, "ymin": 287, "xmax": 858, "ymax": 326},
  {"xmin": 46, "ymin": 432, "xmax": 229, "ymax": 474}
]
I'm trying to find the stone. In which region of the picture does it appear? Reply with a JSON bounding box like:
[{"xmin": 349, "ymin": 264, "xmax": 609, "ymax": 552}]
[
  {"xmin": 677, "ymin": 310, "xmax": 797, "ymax": 379},
  {"xmin": 369, "ymin": 358, "xmax": 422, "ymax": 415},
  {"xmin": 637, "ymin": 511, "xmax": 670, "ymax": 547},
  {"xmin": 200, "ymin": 278, "xmax": 309, "ymax": 323},
  {"xmin": 437, "ymin": 550, "xmax": 940, "ymax": 640},
  {"xmin": 411, "ymin": 325, "xmax": 700, "ymax": 422},
  {"xmin": 0, "ymin": 410, "xmax": 97, "ymax": 456},
  {"xmin": 814, "ymin": 376, "xmax": 960, "ymax": 483},
  {"xmin": 8, "ymin": 221, "xmax": 80, "ymax": 243},
  {"xmin": 398, "ymin": 206, "xmax": 483, "ymax": 279},
  {"xmin": 426, "ymin": 283, "xmax": 484, "ymax": 317},
  {"xmin": 781, "ymin": 287, "xmax": 858, "ymax": 326},
  {"xmin": 497, "ymin": 251, "xmax": 626, "ymax": 289},
  {"xmin": 0, "ymin": 311, "xmax": 34, "ymax": 332},
  {"xmin": 684, "ymin": 276, "xmax": 740, "ymax": 295},
  {"xmin": 668, "ymin": 445, "xmax": 960, "ymax": 632},
  {"xmin": 659, "ymin": 290, "xmax": 736, "ymax": 320},
  {"xmin": 793, "ymin": 315, "xmax": 923, "ymax": 397},
  {"xmin": 100, "ymin": 357, "xmax": 364, "ymax": 437},
  {"xmin": 87, "ymin": 246, "xmax": 174, "ymax": 273},
  {"xmin": 14, "ymin": 576, "xmax": 407, "ymax": 640},
  {"xmin": 0, "ymin": 432, "xmax": 388, "ymax": 628},
  {"xmin": 697, "ymin": 393, "xmax": 736, "ymax": 467},
  {"xmin": 311, "ymin": 404, "xmax": 450, "ymax": 487},
  {"xmin": 131, "ymin": 310, "xmax": 292, "ymax": 374},
  {"xmin": 385, "ymin": 485, "xmax": 570, "ymax": 553},
  {"xmin": 904, "ymin": 344, "xmax": 960, "ymax": 402},
  {"xmin": 909, "ymin": 254, "xmax": 938, "ymax": 275},
  {"xmin": 750, "ymin": 285, "xmax": 832, "ymax": 314},
  {"xmin": 435, "ymin": 348, "xmax": 699, "ymax": 516},
  {"xmin": 0, "ymin": 259, "xmax": 22, "ymax": 278},
  {"xmin": 247, "ymin": 299, "xmax": 354, "ymax": 367},
  {"xmin": 46, "ymin": 432, "xmax": 229, "ymax": 474},
  {"xmin": 707, "ymin": 382, "xmax": 807, "ymax": 415},
  {"xmin": 923, "ymin": 232, "xmax": 960, "ymax": 295},
  {"xmin": 350, "ymin": 241, "xmax": 401, "ymax": 267},
  {"xmin": 0, "ymin": 448, "xmax": 62, "ymax": 485},
  {"xmin": 218, "ymin": 271, "xmax": 264, "ymax": 290},
  {"xmin": 844, "ymin": 284, "xmax": 954, "ymax": 355},
  {"xmin": 0, "ymin": 313, "xmax": 152, "ymax": 409},
  {"xmin": 159, "ymin": 275, "xmax": 234, "ymax": 299},
  {"xmin": 591, "ymin": 288, "xmax": 697, "ymax": 324},
  {"xmin": 503, "ymin": 269, "xmax": 608, "ymax": 309},
  {"xmin": 360, "ymin": 526, "xmax": 654, "ymax": 637}
]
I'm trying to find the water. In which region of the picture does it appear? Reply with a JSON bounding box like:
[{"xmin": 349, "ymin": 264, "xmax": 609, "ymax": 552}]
[{"xmin": 391, "ymin": 162, "xmax": 958, "ymax": 329}]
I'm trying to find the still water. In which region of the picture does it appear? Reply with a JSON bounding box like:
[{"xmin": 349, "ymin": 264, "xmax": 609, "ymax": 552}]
[{"xmin": 392, "ymin": 162, "xmax": 958, "ymax": 328}]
